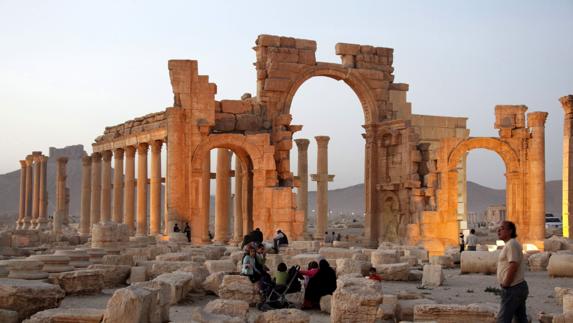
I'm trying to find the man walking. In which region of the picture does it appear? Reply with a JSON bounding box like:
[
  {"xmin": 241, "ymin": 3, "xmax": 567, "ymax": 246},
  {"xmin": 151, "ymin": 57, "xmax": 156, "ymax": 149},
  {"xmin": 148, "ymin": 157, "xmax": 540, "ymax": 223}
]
[
  {"xmin": 496, "ymin": 221, "xmax": 528, "ymax": 323},
  {"xmin": 466, "ymin": 229, "xmax": 478, "ymax": 251}
]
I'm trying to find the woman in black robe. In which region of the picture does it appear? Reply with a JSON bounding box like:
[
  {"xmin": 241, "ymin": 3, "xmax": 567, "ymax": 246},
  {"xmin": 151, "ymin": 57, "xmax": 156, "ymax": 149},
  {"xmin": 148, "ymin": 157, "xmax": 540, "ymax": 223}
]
[{"xmin": 302, "ymin": 259, "xmax": 337, "ymax": 309}]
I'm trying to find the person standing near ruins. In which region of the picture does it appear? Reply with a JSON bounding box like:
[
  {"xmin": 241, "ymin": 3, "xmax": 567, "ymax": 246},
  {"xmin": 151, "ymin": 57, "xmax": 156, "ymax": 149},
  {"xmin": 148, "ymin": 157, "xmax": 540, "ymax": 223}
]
[
  {"xmin": 496, "ymin": 221, "xmax": 528, "ymax": 323},
  {"xmin": 183, "ymin": 222, "xmax": 191, "ymax": 242},
  {"xmin": 466, "ymin": 229, "xmax": 478, "ymax": 251},
  {"xmin": 459, "ymin": 232, "xmax": 465, "ymax": 252}
]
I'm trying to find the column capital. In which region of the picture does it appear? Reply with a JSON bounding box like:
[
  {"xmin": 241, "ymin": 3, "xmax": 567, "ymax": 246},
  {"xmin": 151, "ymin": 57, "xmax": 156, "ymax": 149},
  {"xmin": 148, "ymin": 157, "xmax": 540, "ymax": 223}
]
[
  {"xmin": 19, "ymin": 160, "xmax": 27, "ymax": 168},
  {"xmin": 295, "ymin": 138, "xmax": 310, "ymax": 150},
  {"xmin": 137, "ymin": 142, "xmax": 149, "ymax": 154},
  {"xmin": 39, "ymin": 155, "xmax": 49, "ymax": 163},
  {"xmin": 32, "ymin": 151, "xmax": 42, "ymax": 161},
  {"xmin": 560, "ymin": 95, "xmax": 573, "ymax": 115},
  {"xmin": 151, "ymin": 140, "xmax": 163, "ymax": 154},
  {"xmin": 25, "ymin": 155, "xmax": 34, "ymax": 166},
  {"xmin": 91, "ymin": 152, "xmax": 102, "ymax": 162},
  {"xmin": 527, "ymin": 111, "xmax": 548, "ymax": 128},
  {"xmin": 314, "ymin": 136, "xmax": 330, "ymax": 146},
  {"xmin": 125, "ymin": 145, "xmax": 136, "ymax": 157},
  {"xmin": 101, "ymin": 150, "xmax": 112, "ymax": 161},
  {"xmin": 82, "ymin": 156, "xmax": 92, "ymax": 166},
  {"xmin": 114, "ymin": 148, "xmax": 124, "ymax": 159}
]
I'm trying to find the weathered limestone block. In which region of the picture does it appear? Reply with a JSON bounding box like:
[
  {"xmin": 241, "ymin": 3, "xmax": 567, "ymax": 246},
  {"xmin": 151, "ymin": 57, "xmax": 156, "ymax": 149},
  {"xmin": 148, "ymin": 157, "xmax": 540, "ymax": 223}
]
[
  {"xmin": 88, "ymin": 264, "xmax": 131, "ymax": 288},
  {"xmin": 409, "ymin": 269, "xmax": 423, "ymax": 281},
  {"xmin": 23, "ymin": 308, "xmax": 104, "ymax": 323},
  {"xmin": 289, "ymin": 240, "xmax": 320, "ymax": 252},
  {"xmin": 54, "ymin": 250, "xmax": 90, "ymax": 268},
  {"xmin": 49, "ymin": 269, "xmax": 105, "ymax": 295},
  {"xmin": 336, "ymin": 258, "xmax": 367, "ymax": 276},
  {"xmin": 422, "ymin": 264, "xmax": 444, "ymax": 287},
  {"xmin": 460, "ymin": 251, "xmax": 498, "ymax": 274},
  {"xmin": 205, "ymin": 259, "xmax": 237, "ymax": 274},
  {"xmin": 413, "ymin": 303, "xmax": 498, "ymax": 323},
  {"xmin": 395, "ymin": 298, "xmax": 437, "ymax": 322},
  {"xmin": 528, "ymin": 252, "xmax": 551, "ymax": 271},
  {"xmin": 203, "ymin": 271, "xmax": 226, "ymax": 295},
  {"xmin": 102, "ymin": 254, "xmax": 134, "ymax": 267},
  {"xmin": 133, "ymin": 280, "xmax": 171, "ymax": 322},
  {"xmin": 236, "ymin": 114, "xmax": 262, "ymax": 131},
  {"xmin": 400, "ymin": 255, "xmax": 418, "ymax": 266},
  {"xmin": 553, "ymin": 311, "xmax": 573, "ymax": 323},
  {"xmin": 155, "ymin": 252, "xmax": 192, "ymax": 262},
  {"xmin": 102, "ymin": 285, "xmax": 158, "ymax": 323},
  {"xmin": 445, "ymin": 247, "xmax": 461, "ymax": 264},
  {"xmin": 548, "ymin": 254, "xmax": 573, "ymax": 277},
  {"xmin": 319, "ymin": 247, "xmax": 354, "ymax": 259},
  {"xmin": 129, "ymin": 266, "xmax": 147, "ymax": 284},
  {"xmin": 254, "ymin": 308, "xmax": 310, "ymax": 323},
  {"xmin": 153, "ymin": 272, "xmax": 194, "ymax": 304},
  {"xmin": 377, "ymin": 294, "xmax": 398, "ymax": 321},
  {"xmin": 332, "ymin": 241, "xmax": 351, "ymax": 248},
  {"xmin": 375, "ymin": 263, "xmax": 410, "ymax": 281},
  {"xmin": 544, "ymin": 236, "xmax": 568, "ymax": 252},
  {"xmin": 204, "ymin": 299, "xmax": 249, "ymax": 318},
  {"xmin": 6, "ymin": 259, "xmax": 48, "ymax": 280},
  {"xmin": 91, "ymin": 222, "xmax": 129, "ymax": 249},
  {"xmin": 192, "ymin": 310, "xmax": 243, "ymax": 323},
  {"xmin": 352, "ymin": 253, "xmax": 370, "ymax": 262},
  {"xmin": 0, "ymin": 309, "xmax": 18, "ymax": 323},
  {"xmin": 290, "ymin": 254, "xmax": 320, "ymax": 268},
  {"xmin": 218, "ymin": 274, "xmax": 258, "ymax": 304},
  {"xmin": 0, "ymin": 279, "xmax": 65, "ymax": 320},
  {"xmin": 331, "ymin": 276, "xmax": 384, "ymax": 323},
  {"xmin": 230, "ymin": 250, "xmax": 245, "ymax": 264},
  {"xmin": 177, "ymin": 263, "xmax": 209, "ymax": 290},
  {"xmin": 371, "ymin": 250, "xmax": 399, "ymax": 265},
  {"xmin": 320, "ymin": 294, "xmax": 331, "ymax": 313},
  {"xmin": 29, "ymin": 255, "xmax": 74, "ymax": 273},
  {"xmin": 84, "ymin": 248, "xmax": 107, "ymax": 264},
  {"xmin": 404, "ymin": 247, "xmax": 429, "ymax": 262},
  {"xmin": 555, "ymin": 287, "xmax": 573, "ymax": 304},
  {"xmin": 430, "ymin": 255, "xmax": 454, "ymax": 269},
  {"xmin": 564, "ymin": 293, "xmax": 573, "ymax": 312}
]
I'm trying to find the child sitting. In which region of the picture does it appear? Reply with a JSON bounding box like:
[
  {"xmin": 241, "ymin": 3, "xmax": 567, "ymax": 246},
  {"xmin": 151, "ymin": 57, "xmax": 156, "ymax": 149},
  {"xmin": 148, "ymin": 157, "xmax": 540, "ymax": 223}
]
[
  {"xmin": 299, "ymin": 260, "xmax": 319, "ymax": 288},
  {"xmin": 274, "ymin": 262, "xmax": 288, "ymax": 287},
  {"xmin": 367, "ymin": 267, "xmax": 383, "ymax": 281}
]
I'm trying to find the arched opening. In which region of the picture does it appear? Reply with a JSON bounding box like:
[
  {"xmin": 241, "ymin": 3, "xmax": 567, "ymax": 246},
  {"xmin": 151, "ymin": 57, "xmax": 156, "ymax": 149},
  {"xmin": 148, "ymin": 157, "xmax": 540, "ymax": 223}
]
[
  {"xmin": 465, "ymin": 149, "xmax": 507, "ymax": 242},
  {"xmin": 289, "ymin": 76, "xmax": 365, "ymax": 241}
]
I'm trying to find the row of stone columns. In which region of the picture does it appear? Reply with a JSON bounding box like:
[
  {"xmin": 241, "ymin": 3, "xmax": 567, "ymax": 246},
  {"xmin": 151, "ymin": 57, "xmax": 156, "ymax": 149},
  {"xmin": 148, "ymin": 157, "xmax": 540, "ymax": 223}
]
[
  {"xmin": 79, "ymin": 140, "xmax": 165, "ymax": 237},
  {"xmin": 16, "ymin": 152, "xmax": 49, "ymax": 230}
]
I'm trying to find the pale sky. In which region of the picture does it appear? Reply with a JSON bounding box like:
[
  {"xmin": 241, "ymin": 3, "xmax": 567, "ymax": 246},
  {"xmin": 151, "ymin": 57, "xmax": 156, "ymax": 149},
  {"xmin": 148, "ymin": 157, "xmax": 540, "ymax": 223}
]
[{"xmin": 0, "ymin": 0, "xmax": 572, "ymax": 190}]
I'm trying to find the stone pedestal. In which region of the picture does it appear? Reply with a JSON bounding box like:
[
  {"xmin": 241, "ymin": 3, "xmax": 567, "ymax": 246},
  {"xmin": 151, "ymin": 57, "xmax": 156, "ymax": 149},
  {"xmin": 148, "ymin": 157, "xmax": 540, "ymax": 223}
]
[
  {"xmin": 91, "ymin": 222, "xmax": 130, "ymax": 250},
  {"xmin": 6, "ymin": 259, "xmax": 48, "ymax": 280},
  {"xmin": 54, "ymin": 250, "xmax": 90, "ymax": 269},
  {"xmin": 311, "ymin": 136, "xmax": 334, "ymax": 240},
  {"xmin": 29, "ymin": 255, "xmax": 74, "ymax": 273},
  {"xmin": 79, "ymin": 248, "xmax": 107, "ymax": 265}
]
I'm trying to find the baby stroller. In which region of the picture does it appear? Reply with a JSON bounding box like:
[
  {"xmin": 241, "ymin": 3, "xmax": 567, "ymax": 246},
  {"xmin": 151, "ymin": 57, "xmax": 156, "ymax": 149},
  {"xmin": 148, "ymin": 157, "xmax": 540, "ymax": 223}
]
[{"xmin": 257, "ymin": 265, "xmax": 302, "ymax": 311}]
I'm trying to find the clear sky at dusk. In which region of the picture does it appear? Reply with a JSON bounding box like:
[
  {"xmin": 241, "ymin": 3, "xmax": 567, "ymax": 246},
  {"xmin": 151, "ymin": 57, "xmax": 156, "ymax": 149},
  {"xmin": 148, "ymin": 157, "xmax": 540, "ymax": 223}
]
[{"xmin": 0, "ymin": 0, "xmax": 571, "ymax": 190}]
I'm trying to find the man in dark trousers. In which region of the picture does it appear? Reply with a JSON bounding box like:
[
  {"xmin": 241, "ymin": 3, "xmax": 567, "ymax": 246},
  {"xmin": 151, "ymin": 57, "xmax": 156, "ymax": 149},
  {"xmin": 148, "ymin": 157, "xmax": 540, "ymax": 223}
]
[{"xmin": 183, "ymin": 222, "xmax": 191, "ymax": 243}]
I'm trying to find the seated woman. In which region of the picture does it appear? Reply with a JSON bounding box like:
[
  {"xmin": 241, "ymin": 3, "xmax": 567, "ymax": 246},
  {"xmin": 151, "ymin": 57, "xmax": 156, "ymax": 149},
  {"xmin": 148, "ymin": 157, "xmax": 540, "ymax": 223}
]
[
  {"xmin": 241, "ymin": 247, "xmax": 261, "ymax": 283},
  {"xmin": 302, "ymin": 259, "xmax": 337, "ymax": 309}
]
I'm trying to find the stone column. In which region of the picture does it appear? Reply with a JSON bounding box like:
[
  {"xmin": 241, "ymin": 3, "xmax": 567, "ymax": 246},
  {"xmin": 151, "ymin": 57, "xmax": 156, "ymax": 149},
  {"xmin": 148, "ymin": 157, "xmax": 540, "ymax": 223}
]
[
  {"xmin": 527, "ymin": 111, "xmax": 548, "ymax": 245},
  {"xmin": 53, "ymin": 157, "xmax": 68, "ymax": 237},
  {"xmin": 561, "ymin": 95, "xmax": 573, "ymax": 238},
  {"xmin": 37, "ymin": 155, "xmax": 49, "ymax": 230},
  {"xmin": 17, "ymin": 160, "xmax": 27, "ymax": 229},
  {"xmin": 311, "ymin": 136, "xmax": 334, "ymax": 240},
  {"xmin": 79, "ymin": 156, "xmax": 92, "ymax": 237},
  {"xmin": 90, "ymin": 152, "xmax": 102, "ymax": 227},
  {"xmin": 150, "ymin": 140, "xmax": 163, "ymax": 235},
  {"xmin": 23, "ymin": 155, "xmax": 34, "ymax": 229},
  {"xmin": 112, "ymin": 148, "xmax": 124, "ymax": 223},
  {"xmin": 124, "ymin": 146, "xmax": 136, "ymax": 234},
  {"xmin": 136, "ymin": 143, "xmax": 149, "ymax": 236},
  {"xmin": 295, "ymin": 138, "xmax": 310, "ymax": 234},
  {"xmin": 100, "ymin": 150, "xmax": 112, "ymax": 223},
  {"xmin": 164, "ymin": 141, "xmax": 169, "ymax": 235},
  {"xmin": 31, "ymin": 152, "xmax": 42, "ymax": 228},
  {"xmin": 233, "ymin": 158, "xmax": 243, "ymax": 242},
  {"xmin": 214, "ymin": 149, "xmax": 231, "ymax": 243},
  {"xmin": 200, "ymin": 152, "xmax": 211, "ymax": 243}
]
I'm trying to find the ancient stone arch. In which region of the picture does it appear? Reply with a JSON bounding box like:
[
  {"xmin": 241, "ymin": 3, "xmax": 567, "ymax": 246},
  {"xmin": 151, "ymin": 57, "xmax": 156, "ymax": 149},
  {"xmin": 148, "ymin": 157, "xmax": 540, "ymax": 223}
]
[{"xmin": 417, "ymin": 106, "xmax": 548, "ymax": 255}]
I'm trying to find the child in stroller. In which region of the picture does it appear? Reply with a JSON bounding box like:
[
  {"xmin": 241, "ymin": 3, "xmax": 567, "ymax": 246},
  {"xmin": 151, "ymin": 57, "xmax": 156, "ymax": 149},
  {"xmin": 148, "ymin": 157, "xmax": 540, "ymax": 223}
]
[{"xmin": 257, "ymin": 264, "xmax": 302, "ymax": 311}]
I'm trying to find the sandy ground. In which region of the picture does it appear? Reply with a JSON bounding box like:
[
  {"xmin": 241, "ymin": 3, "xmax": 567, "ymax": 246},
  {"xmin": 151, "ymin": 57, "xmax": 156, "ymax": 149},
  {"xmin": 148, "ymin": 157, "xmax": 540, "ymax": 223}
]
[{"xmin": 59, "ymin": 268, "xmax": 573, "ymax": 322}]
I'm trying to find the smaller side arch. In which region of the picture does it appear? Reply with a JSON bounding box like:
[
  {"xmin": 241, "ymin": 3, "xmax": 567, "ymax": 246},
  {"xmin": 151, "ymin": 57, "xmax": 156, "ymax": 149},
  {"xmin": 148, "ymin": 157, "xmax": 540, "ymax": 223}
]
[
  {"xmin": 191, "ymin": 134, "xmax": 265, "ymax": 172},
  {"xmin": 447, "ymin": 137, "xmax": 520, "ymax": 173}
]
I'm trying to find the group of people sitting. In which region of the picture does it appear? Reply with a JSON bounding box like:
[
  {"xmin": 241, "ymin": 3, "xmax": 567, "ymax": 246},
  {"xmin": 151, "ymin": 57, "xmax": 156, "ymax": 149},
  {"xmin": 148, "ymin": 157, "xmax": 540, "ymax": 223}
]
[{"xmin": 241, "ymin": 228, "xmax": 289, "ymax": 254}]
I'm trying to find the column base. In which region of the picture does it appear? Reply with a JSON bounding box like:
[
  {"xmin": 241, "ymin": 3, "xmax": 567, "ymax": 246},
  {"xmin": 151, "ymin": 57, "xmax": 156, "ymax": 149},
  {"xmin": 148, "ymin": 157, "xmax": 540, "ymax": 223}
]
[{"xmin": 35, "ymin": 218, "xmax": 49, "ymax": 231}]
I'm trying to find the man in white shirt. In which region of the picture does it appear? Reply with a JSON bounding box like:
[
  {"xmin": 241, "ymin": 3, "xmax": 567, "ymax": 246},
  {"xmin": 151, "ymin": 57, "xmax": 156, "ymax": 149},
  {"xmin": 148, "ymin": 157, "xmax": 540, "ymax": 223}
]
[
  {"xmin": 465, "ymin": 229, "xmax": 478, "ymax": 251},
  {"xmin": 496, "ymin": 221, "xmax": 528, "ymax": 323}
]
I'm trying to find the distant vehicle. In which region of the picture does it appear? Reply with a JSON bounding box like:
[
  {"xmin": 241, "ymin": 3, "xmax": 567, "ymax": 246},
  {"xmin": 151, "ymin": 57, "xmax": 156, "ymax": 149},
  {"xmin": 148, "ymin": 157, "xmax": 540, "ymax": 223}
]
[{"xmin": 545, "ymin": 217, "xmax": 562, "ymax": 230}]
